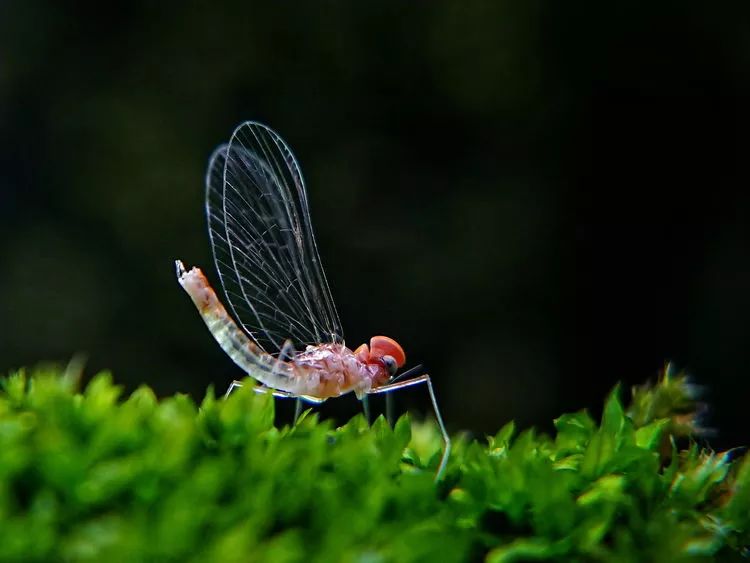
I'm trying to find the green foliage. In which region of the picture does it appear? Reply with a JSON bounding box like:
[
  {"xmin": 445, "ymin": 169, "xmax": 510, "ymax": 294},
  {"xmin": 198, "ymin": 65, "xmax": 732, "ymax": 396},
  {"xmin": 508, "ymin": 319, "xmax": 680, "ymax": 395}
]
[{"xmin": 0, "ymin": 366, "xmax": 748, "ymax": 562}]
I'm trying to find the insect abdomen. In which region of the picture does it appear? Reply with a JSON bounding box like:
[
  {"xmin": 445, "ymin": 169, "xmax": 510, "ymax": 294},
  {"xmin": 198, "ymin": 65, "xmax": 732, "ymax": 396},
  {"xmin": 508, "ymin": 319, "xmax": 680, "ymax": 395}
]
[{"xmin": 176, "ymin": 261, "xmax": 295, "ymax": 390}]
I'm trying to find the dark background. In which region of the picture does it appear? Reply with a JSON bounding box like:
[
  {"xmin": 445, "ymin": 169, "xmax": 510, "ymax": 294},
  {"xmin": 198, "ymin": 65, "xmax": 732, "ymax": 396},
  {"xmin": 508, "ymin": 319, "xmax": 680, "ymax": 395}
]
[{"xmin": 1, "ymin": 2, "xmax": 748, "ymax": 445}]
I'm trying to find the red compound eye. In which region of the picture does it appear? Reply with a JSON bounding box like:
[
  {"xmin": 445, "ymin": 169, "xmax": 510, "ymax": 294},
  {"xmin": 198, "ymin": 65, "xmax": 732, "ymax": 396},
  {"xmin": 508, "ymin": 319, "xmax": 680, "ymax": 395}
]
[{"xmin": 369, "ymin": 335, "xmax": 406, "ymax": 368}]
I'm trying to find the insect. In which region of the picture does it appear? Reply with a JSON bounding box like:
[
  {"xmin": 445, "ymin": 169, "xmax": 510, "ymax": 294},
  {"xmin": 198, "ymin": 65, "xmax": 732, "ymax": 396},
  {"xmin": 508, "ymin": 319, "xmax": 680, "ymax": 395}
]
[{"xmin": 176, "ymin": 121, "xmax": 450, "ymax": 479}]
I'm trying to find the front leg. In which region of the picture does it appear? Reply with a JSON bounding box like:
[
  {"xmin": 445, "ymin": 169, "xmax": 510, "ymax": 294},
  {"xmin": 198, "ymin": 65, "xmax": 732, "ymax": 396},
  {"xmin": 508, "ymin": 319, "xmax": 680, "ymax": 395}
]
[{"xmin": 367, "ymin": 374, "xmax": 451, "ymax": 481}]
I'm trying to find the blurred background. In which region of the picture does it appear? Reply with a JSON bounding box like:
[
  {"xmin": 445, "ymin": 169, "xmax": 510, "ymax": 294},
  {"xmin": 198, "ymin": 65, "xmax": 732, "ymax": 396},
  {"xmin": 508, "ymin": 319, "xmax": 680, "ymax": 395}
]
[{"xmin": 1, "ymin": 2, "xmax": 748, "ymax": 446}]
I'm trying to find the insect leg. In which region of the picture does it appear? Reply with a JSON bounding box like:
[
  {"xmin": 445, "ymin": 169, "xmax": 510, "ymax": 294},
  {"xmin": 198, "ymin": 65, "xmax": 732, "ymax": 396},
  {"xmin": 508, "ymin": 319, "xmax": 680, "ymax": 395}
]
[
  {"xmin": 277, "ymin": 339, "xmax": 304, "ymax": 425},
  {"xmin": 285, "ymin": 393, "xmax": 326, "ymax": 425},
  {"xmin": 224, "ymin": 379, "xmax": 325, "ymax": 426},
  {"xmin": 386, "ymin": 393, "xmax": 395, "ymax": 427},
  {"xmin": 224, "ymin": 380, "xmax": 244, "ymax": 398},
  {"xmin": 361, "ymin": 395, "xmax": 371, "ymax": 424},
  {"xmin": 277, "ymin": 340, "xmax": 295, "ymax": 361},
  {"xmin": 367, "ymin": 374, "xmax": 451, "ymax": 481},
  {"xmin": 294, "ymin": 399, "xmax": 303, "ymax": 424},
  {"xmin": 383, "ymin": 364, "xmax": 422, "ymax": 426},
  {"xmin": 224, "ymin": 380, "xmax": 304, "ymax": 400}
]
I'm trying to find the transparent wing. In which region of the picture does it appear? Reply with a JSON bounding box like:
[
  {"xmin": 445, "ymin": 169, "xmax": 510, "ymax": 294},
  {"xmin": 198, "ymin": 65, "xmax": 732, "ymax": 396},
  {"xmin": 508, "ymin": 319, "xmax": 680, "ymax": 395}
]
[{"xmin": 205, "ymin": 122, "xmax": 343, "ymax": 354}]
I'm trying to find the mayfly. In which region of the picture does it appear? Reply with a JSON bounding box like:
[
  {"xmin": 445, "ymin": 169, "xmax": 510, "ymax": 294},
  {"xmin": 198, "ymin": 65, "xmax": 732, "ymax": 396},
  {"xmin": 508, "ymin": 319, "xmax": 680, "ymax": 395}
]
[{"xmin": 176, "ymin": 121, "xmax": 450, "ymax": 479}]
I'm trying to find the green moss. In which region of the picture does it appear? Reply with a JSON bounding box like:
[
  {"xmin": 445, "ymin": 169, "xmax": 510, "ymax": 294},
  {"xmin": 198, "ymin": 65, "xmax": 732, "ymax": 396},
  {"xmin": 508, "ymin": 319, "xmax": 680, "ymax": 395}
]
[{"xmin": 0, "ymin": 366, "xmax": 747, "ymax": 562}]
